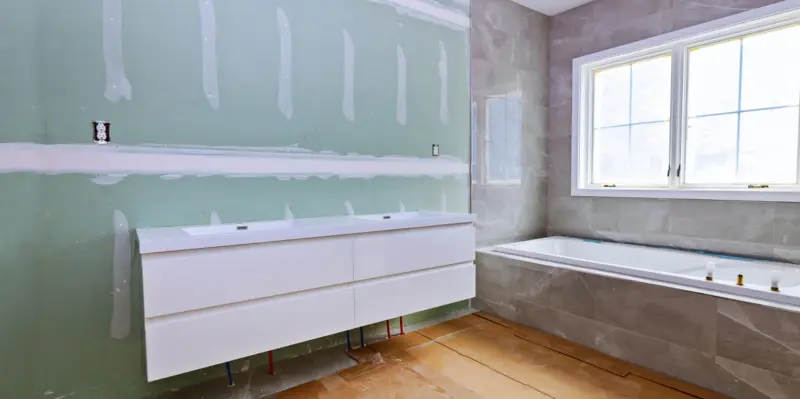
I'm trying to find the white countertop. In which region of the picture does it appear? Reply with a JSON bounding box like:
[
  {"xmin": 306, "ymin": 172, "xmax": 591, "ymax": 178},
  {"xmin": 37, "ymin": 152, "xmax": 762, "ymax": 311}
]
[{"xmin": 136, "ymin": 211, "xmax": 475, "ymax": 254}]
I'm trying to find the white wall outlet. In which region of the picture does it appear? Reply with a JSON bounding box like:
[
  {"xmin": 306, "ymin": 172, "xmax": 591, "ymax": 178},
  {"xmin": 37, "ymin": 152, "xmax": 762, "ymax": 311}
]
[
  {"xmin": 432, "ymin": 144, "xmax": 440, "ymax": 157},
  {"xmin": 93, "ymin": 121, "xmax": 111, "ymax": 144}
]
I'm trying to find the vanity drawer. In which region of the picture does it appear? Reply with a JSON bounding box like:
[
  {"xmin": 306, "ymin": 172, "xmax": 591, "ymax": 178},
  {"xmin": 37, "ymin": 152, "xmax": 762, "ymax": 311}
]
[
  {"xmin": 353, "ymin": 262, "xmax": 476, "ymax": 326},
  {"xmin": 353, "ymin": 224, "xmax": 474, "ymax": 280},
  {"xmin": 144, "ymin": 284, "xmax": 354, "ymax": 381},
  {"xmin": 142, "ymin": 236, "xmax": 353, "ymax": 318}
]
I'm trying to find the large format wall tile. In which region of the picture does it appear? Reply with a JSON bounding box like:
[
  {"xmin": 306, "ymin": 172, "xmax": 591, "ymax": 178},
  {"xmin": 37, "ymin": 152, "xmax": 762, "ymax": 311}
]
[
  {"xmin": 515, "ymin": 268, "xmax": 596, "ymax": 319},
  {"xmin": 478, "ymin": 244, "xmax": 800, "ymax": 398},
  {"xmin": 515, "ymin": 297, "xmax": 610, "ymax": 350},
  {"xmin": 471, "ymin": 0, "xmax": 549, "ymax": 247},
  {"xmin": 717, "ymin": 300, "xmax": 800, "ymax": 380},
  {"xmin": 475, "ymin": 251, "xmax": 523, "ymax": 315},
  {"xmin": 715, "ymin": 356, "xmax": 800, "ymax": 399},
  {"xmin": 595, "ymin": 324, "xmax": 717, "ymax": 390},
  {"xmin": 588, "ymin": 274, "xmax": 717, "ymax": 353},
  {"xmin": 546, "ymin": 0, "xmax": 790, "ymax": 262}
]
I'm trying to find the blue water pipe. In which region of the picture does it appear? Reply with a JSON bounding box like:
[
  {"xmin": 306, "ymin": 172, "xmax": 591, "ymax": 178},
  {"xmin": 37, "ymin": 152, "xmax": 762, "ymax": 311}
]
[{"xmin": 225, "ymin": 361, "xmax": 234, "ymax": 387}]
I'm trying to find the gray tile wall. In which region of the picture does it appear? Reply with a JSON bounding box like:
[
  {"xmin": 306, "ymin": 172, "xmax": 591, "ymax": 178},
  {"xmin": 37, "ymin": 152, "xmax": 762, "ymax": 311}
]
[
  {"xmin": 471, "ymin": 0, "xmax": 549, "ymax": 246},
  {"xmin": 545, "ymin": 0, "xmax": 800, "ymax": 262},
  {"xmin": 475, "ymin": 250, "xmax": 800, "ymax": 399}
]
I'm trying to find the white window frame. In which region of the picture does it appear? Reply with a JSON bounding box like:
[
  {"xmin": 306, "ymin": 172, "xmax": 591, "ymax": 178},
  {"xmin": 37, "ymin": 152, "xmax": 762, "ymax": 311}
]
[{"xmin": 572, "ymin": 0, "xmax": 800, "ymax": 202}]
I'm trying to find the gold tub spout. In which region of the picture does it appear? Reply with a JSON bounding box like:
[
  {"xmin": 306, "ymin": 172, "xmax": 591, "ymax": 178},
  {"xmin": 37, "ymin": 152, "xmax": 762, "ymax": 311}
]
[{"xmin": 737, "ymin": 274, "xmax": 744, "ymax": 286}]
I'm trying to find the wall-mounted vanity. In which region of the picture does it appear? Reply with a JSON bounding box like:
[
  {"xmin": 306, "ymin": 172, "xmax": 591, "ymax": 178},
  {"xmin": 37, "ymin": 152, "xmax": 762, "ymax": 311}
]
[{"xmin": 136, "ymin": 211, "xmax": 476, "ymax": 381}]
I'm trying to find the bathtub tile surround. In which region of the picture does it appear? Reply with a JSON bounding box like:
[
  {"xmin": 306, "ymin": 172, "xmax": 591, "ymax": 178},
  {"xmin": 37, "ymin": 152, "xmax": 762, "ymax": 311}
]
[
  {"xmin": 476, "ymin": 250, "xmax": 800, "ymax": 399},
  {"xmin": 588, "ymin": 274, "xmax": 717, "ymax": 354},
  {"xmin": 717, "ymin": 299, "xmax": 800, "ymax": 380},
  {"xmin": 546, "ymin": 0, "xmax": 799, "ymax": 262},
  {"xmin": 471, "ymin": 0, "xmax": 549, "ymax": 246}
]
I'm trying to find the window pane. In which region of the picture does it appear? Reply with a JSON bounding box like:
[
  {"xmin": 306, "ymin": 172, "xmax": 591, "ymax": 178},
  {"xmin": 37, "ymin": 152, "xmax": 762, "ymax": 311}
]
[
  {"xmin": 631, "ymin": 56, "xmax": 672, "ymax": 124},
  {"xmin": 687, "ymin": 40, "xmax": 741, "ymax": 117},
  {"xmin": 594, "ymin": 65, "xmax": 631, "ymax": 128},
  {"xmin": 592, "ymin": 126, "xmax": 630, "ymax": 184},
  {"xmin": 685, "ymin": 114, "xmax": 738, "ymax": 184},
  {"xmin": 629, "ymin": 122, "xmax": 670, "ymax": 184},
  {"xmin": 738, "ymin": 107, "xmax": 800, "ymax": 184},
  {"xmin": 741, "ymin": 25, "xmax": 800, "ymax": 111}
]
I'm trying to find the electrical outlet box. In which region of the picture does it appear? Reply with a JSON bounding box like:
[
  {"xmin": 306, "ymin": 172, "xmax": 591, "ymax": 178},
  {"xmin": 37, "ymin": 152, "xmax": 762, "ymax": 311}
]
[{"xmin": 432, "ymin": 144, "xmax": 440, "ymax": 157}]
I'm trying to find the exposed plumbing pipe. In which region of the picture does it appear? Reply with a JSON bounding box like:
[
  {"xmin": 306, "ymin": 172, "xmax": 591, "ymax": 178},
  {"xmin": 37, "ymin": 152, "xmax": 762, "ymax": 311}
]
[
  {"xmin": 345, "ymin": 331, "xmax": 352, "ymax": 351},
  {"xmin": 225, "ymin": 362, "xmax": 234, "ymax": 387},
  {"xmin": 386, "ymin": 320, "xmax": 392, "ymax": 339},
  {"xmin": 399, "ymin": 316, "xmax": 405, "ymax": 335},
  {"xmin": 268, "ymin": 351, "xmax": 275, "ymax": 375},
  {"xmin": 360, "ymin": 327, "xmax": 365, "ymax": 347}
]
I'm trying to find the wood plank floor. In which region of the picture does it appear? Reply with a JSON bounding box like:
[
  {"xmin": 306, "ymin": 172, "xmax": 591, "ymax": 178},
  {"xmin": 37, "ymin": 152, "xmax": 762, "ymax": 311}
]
[{"xmin": 269, "ymin": 313, "xmax": 730, "ymax": 399}]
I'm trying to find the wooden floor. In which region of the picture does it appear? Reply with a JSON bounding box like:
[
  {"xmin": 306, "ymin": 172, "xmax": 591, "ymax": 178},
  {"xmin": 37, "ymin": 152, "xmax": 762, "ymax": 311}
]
[{"xmin": 269, "ymin": 313, "xmax": 730, "ymax": 399}]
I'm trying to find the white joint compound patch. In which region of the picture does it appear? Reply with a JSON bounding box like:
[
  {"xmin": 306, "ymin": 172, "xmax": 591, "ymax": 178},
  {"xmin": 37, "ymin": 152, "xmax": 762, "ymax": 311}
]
[
  {"xmin": 0, "ymin": 143, "xmax": 468, "ymax": 179},
  {"xmin": 210, "ymin": 211, "xmax": 221, "ymax": 225},
  {"xmin": 345, "ymin": 201, "xmax": 355, "ymax": 216},
  {"xmin": 370, "ymin": 0, "xmax": 469, "ymax": 31},
  {"xmin": 277, "ymin": 8, "xmax": 293, "ymax": 120},
  {"xmin": 342, "ymin": 29, "xmax": 355, "ymax": 122},
  {"xmin": 199, "ymin": 0, "xmax": 220, "ymax": 109},
  {"xmin": 400, "ymin": 202, "xmax": 406, "ymax": 212},
  {"xmin": 91, "ymin": 174, "xmax": 127, "ymax": 185},
  {"xmin": 284, "ymin": 204, "xmax": 294, "ymax": 220},
  {"xmin": 439, "ymin": 40, "xmax": 449, "ymax": 125},
  {"xmin": 103, "ymin": 0, "xmax": 132, "ymax": 102},
  {"xmin": 396, "ymin": 45, "xmax": 407, "ymax": 126},
  {"xmin": 440, "ymin": 189, "xmax": 447, "ymax": 212},
  {"xmin": 110, "ymin": 210, "xmax": 131, "ymax": 339}
]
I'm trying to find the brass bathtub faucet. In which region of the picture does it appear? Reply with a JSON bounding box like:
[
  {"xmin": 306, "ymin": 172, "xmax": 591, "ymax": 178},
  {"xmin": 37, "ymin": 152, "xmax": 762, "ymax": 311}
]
[{"xmin": 737, "ymin": 274, "xmax": 744, "ymax": 286}]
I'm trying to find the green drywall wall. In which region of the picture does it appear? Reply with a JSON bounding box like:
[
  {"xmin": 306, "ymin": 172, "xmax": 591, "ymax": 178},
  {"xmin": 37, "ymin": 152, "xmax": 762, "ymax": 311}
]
[
  {"xmin": 0, "ymin": 0, "xmax": 470, "ymax": 397},
  {"xmin": 41, "ymin": 0, "xmax": 470, "ymax": 157}
]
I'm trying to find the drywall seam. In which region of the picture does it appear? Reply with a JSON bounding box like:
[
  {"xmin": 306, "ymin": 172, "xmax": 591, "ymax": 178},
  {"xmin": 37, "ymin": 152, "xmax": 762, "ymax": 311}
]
[
  {"xmin": 342, "ymin": 29, "xmax": 355, "ymax": 122},
  {"xmin": 0, "ymin": 143, "xmax": 468, "ymax": 179},
  {"xmin": 110, "ymin": 210, "xmax": 131, "ymax": 339},
  {"xmin": 370, "ymin": 0, "xmax": 469, "ymax": 31},
  {"xmin": 396, "ymin": 45, "xmax": 407, "ymax": 126},
  {"xmin": 439, "ymin": 40, "xmax": 449, "ymax": 125},
  {"xmin": 103, "ymin": 0, "xmax": 132, "ymax": 102},
  {"xmin": 199, "ymin": 0, "xmax": 220, "ymax": 110},
  {"xmin": 277, "ymin": 8, "xmax": 293, "ymax": 119}
]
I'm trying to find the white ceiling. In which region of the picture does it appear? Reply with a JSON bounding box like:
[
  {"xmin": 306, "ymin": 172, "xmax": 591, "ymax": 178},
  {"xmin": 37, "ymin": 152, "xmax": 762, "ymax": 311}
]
[{"xmin": 508, "ymin": 0, "xmax": 596, "ymax": 16}]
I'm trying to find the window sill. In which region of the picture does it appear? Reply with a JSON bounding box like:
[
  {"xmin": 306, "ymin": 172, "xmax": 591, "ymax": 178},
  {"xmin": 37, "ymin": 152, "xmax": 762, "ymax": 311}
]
[{"xmin": 571, "ymin": 187, "xmax": 800, "ymax": 203}]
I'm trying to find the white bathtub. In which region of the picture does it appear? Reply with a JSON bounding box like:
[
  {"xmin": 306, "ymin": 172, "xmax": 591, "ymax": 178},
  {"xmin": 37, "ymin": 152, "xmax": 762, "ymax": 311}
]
[{"xmin": 494, "ymin": 236, "xmax": 800, "ymax": 309}]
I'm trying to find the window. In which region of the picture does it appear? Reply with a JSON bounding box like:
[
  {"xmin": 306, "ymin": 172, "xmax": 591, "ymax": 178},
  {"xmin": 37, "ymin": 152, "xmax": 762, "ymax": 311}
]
[
  {"xmin": 592, "ymin": 56, "xmax": 672, "ymax": 186},
  {"xmin": 573, "ymin": 3, "xmax": 800, "ymax": 201}
]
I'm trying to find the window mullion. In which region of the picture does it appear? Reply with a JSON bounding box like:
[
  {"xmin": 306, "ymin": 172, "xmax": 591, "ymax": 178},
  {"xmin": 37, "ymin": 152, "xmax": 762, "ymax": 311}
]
[
  {"xmin": 669, "ymin": 44, "xmax": 686, "ymax": 189},
  {"xmin": 734, "ymin": 39, "xmax": 745, "ymax": 180}
]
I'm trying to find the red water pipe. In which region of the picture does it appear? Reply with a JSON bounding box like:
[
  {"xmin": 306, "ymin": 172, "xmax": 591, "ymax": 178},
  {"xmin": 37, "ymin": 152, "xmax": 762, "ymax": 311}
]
[
  {"xmin": 399, "ymin": 316, "xmax": 404, "ymax": 335},
  {"xmin": 386, "ymin": 320, "xmax": 392, "ymax": 339},
  {"xmin": 268, "ymin": 351, "xmax": 275, "ymax": 375}
]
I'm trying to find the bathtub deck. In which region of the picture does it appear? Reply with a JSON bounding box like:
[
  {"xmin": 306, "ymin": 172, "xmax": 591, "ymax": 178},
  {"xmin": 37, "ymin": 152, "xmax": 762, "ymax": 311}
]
[{"xmin": 271, "ymin": 313, "xmax": 729, "ymax": 399}]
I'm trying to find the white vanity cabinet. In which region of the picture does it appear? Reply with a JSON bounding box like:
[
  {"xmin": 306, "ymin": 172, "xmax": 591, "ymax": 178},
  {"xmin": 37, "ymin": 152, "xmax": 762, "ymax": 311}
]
[{"xmin": 136, "ymin": 211, "xmax": 475, "ymax": 381}]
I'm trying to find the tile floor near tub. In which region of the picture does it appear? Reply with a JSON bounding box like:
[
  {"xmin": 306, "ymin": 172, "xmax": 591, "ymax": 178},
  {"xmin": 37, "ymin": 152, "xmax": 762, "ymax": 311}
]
[{"xmin": 272, "ymin": 313, "xmax": 729, "ymax": 398}]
